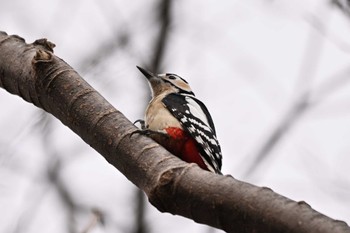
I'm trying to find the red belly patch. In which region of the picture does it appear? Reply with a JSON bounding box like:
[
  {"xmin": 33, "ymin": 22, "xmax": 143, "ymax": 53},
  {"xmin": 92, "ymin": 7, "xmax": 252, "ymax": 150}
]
[{"xmin": 160, "ymin": 127, "xmax": 208, "ymax": 171}]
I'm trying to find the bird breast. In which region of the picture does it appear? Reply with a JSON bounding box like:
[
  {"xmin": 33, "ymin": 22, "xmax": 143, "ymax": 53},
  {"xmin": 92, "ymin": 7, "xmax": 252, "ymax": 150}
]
[{"xmin": 145, "ymin": 94, "xmax": 182, "ymax": 132}]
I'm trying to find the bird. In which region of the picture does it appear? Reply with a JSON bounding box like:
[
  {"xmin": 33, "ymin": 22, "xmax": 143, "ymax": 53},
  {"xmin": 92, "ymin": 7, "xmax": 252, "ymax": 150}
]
[{"xmin": 135, "ymin": 66, "xmax": 222, "ymax": 174}]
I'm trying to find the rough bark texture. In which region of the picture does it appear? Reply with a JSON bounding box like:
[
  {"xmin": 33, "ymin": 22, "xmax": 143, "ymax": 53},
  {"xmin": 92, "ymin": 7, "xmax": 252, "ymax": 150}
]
[{"xmin": 0, "ymin": 31, "xmax": 349, "ymax": 233}]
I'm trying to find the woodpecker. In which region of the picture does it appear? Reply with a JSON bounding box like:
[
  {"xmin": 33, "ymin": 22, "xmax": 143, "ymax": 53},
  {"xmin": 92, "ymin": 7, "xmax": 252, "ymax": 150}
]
[{"xmin": 135, "ymin": 66, "xmax": 222, "ymax": 174}]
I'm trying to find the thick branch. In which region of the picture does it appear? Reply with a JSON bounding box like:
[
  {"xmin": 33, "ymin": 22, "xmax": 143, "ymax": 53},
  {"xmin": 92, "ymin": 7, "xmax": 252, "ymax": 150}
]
[{"xmin": 0, "ymin": 32, "xmax": 349, "ymax": 233}]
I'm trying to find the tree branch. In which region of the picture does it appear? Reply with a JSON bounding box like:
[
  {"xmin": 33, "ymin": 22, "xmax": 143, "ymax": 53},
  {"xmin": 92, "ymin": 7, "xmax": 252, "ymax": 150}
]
[{"xmin": 0, "ymin": 31, "xmax": 349, "ymax": 233}]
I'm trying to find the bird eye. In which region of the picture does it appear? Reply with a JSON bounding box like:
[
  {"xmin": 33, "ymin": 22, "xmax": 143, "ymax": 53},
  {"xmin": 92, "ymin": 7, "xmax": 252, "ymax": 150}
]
[{"xmin": 168, "ymin": 75, "xmax": 176, "ymax": 80}]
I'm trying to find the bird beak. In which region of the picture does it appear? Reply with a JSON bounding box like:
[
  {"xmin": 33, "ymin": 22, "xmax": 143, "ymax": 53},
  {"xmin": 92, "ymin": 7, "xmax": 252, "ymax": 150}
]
[{"xmin": 136, "ymin": 66, "xmax": 155, "ymax": 80}]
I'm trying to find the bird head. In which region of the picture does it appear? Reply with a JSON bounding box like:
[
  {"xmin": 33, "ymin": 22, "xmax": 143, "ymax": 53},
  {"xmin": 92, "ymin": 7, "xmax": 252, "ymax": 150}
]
[{"xmin": 137, "ymin": 66, "xmax": 194, "ymax": 97}]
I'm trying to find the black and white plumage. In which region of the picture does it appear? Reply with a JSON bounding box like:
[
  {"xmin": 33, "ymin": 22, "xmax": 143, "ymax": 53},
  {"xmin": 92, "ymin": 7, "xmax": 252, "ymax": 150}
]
[
  {"xmin": 162, "ymin": 93, "xmax": 222, "ymax": 173},
  {"xmin": 136, "ymin": 66, "xmax": 222, "ymax": 174}
]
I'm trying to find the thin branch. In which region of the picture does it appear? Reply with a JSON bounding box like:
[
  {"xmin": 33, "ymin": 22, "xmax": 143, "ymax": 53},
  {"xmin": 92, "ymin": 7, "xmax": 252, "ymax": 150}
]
[
  {"xmin": 332, "ymin": 0, "xmax": 350, "ymax": 18},
  {"xmin": 41, "ymin": 115, "xmax": 77, "ymax": 233},
  {"xmin": 242, "ymin": 4, "xmax": 331, "ymax": 178},
  {"xmin": 133, "ymin": 1, "xmax": 173, "ymax": 232},
  {"xmin": 0, "ymin": 31, "xmax": 349, "ymax": 233},
  {"xmin": 77, "ymin": 31, "xmax": 129, "ymax": 75},
  {"xmin": 150, "ymin": 0, "xmax": 173, "ymax": 73},
  {"xmin": 242, "ymin": 93, "xmax": 310, "ymax": 177},
  {"xmin": 81, "ymin": 209, "xmax": 104, "ymax": 233},
  {"xmin": 310, "ymin": 65, "xmax": 350, "ymax": 104},
  {"xmin": 242, "ymin": 62, "xmax": 350, "ymax": 178},
  {"xmin": 134, "ymin": 188, "xmax": 147, "ymax": 233},
  {"xmin": 304, "ymin": 12, "xmax": 350, "ymax": 54}
]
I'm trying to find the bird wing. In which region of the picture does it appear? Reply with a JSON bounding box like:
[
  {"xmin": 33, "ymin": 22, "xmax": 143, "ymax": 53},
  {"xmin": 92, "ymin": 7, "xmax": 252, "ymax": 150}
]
[{"xmin": 162, "ymin": 93, "xmax": 222, "ymax": 173}]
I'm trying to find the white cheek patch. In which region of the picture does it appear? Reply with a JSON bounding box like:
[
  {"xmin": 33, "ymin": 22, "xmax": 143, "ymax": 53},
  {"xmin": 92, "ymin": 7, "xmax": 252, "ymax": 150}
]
[{"xmin": 177, "ymin": 81, "xmax": 191, "ymax": 92}]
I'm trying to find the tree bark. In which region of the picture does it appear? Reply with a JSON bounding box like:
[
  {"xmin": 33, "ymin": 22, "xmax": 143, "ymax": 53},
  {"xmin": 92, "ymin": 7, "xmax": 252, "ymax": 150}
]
[{"xmin": 0, "ymin": 31, "xmax": 349, "ymax": 233}]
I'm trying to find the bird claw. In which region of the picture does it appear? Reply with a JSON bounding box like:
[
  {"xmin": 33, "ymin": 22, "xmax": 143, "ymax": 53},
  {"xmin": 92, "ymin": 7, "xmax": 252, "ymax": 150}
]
[
  {"xmin": 130, "ymin": 128, "xmax": 156, "ymax": 138},
  {"xmin": 131, "ymin": 119, "xmax": 169, "ymax": 141},
  {"xmin": 133, "ymin": 119, "xmax": 146, "ymax": 130},
  {"xmin": 130, "ymin": 119, "xmax": 150, "ymax": 137}
]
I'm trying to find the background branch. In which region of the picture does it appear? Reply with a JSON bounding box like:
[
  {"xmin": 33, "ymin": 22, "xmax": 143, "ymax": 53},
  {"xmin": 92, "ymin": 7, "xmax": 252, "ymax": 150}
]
[{"xmin": 133, "ymin": 1, "xmax": 173, "ymax": 232}]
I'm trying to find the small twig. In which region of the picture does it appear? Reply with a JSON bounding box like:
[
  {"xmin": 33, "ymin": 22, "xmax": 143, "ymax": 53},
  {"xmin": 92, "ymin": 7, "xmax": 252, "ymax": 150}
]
[
  {"xmin": 81, "ymin": 209, "xmax": 104, "ymax": 233},
  {"xmin": 332, "ymin": 0, "xmax": 350, "ymax": 18},
  {"xmin": 242, "ymin": 3, "xmax": 331, "ymax": 179},
  {"xmin": 310, "ymin": 65, "xmax": 350, "ymax": 105},
  {"xmin": 242, "ymin": 93, "xmax": 310, "ymax": 178},
  {"xmin": 133, "ymin": 1, "xmax": 173, "ymax": 233},
  {"xmin": 150, "ymin": 0, "xmax": 173, "ymax": 73}
]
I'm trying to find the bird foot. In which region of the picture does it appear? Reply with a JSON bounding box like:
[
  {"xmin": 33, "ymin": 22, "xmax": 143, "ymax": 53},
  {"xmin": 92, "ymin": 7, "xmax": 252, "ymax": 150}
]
[
  {"xmin": 133, "ymin": 119, "xmax": 146, "ymax": 130},
  {"xmin": 131, "ymin": 119, "xmax": 160, "ymax": 138}
]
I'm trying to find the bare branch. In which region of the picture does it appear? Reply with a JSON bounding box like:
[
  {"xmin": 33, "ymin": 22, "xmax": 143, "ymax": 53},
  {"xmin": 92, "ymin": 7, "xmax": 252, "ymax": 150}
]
[
  {"xmin": 241, "ymin": 4, "xmax": 336, "ymax": 178},
  {"xmin": 332, "ymin": 0, "xmax": 350, "ymax": 18},
  {"xmin": 81, "ymin": 209, "xmax": 104, "ymax": 233},
  {"xmin": 132, "ymin": 1, "xmax": 174, "ymax": 232},
  {"xmin": 150, "ymin": 0, "xmax": 173, "ymax": 73},
  {"xmin": 0, "ymin": 31, "xmax": 349, "ymax": 233},
  {"xmin": 134, "ymin": 188, "xmax": 148, "ymax": 233},
  {"xmin": 242, "ymin": 93, "xmax": 310, "ymax": 177}
]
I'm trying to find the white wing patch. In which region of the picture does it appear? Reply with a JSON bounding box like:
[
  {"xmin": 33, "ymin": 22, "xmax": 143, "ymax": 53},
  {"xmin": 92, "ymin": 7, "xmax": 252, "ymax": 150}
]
[
  {"xmin": 194, "ymin": 128, "xmax": 219, "ymax": 146},
  {"xmin": 185, "ymin": 96, "xmax": 211, "ymax": 127},
  {"xmin": 188, "ymin": 118, "xmax": 212, "ymax": 132}
]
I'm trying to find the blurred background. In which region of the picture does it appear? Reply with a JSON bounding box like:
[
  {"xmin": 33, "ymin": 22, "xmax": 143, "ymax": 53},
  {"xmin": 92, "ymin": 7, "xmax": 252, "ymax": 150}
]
[{"xmin": 1, "ymin": 0, "xmax": 350, "ymax": 232}]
